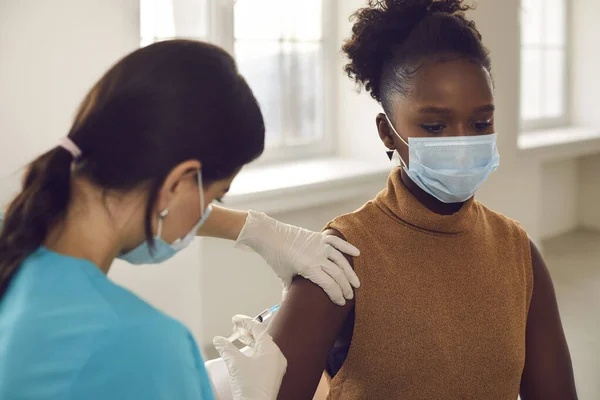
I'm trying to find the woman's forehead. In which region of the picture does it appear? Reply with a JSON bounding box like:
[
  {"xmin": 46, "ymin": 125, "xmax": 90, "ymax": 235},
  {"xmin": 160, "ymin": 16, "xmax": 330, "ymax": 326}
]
[{"xmin": 403, "ymin": 58, "xmax": 494, "ymax": 111}]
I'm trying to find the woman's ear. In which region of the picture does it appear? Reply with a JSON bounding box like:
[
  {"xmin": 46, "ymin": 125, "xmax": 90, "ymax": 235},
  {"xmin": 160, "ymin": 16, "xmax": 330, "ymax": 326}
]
[
  {"xmin": 376, "ymin": 113, "xmax": 396, "ymax": 151},
  {"xmin": 155, "ymin": 160, "xmax": 201, "ymax": 213}
]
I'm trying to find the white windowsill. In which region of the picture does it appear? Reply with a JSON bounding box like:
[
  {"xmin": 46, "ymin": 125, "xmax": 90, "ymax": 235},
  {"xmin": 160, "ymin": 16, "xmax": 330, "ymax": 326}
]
[
  {"xmin": 518, "ymin": 126, "xmax": 600, "ymax": 161},
  {"xmin": 224, "ymin": 158, "xmax": 391, "ymax": 214}
]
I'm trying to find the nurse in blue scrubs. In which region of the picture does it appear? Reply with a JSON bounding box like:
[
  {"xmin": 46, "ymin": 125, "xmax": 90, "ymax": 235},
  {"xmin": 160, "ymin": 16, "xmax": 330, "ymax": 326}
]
[{"xmin": 0, "ymin": 40, "xmax": 360, "ymax": 399}]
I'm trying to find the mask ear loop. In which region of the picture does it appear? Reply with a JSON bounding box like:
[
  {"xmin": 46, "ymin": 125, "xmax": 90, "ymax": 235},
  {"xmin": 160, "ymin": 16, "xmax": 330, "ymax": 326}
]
[{"xmin": 385, "ymin": 114, "xmax": 410, "ymax": 170}]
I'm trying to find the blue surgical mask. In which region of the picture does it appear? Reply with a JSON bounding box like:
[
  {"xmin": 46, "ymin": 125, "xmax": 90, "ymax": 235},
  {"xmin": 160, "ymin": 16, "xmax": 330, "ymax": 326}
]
[
  {"xmin": 118, "ymin": 171, "xmax": 212, "ymax": 264},
  {"xmin": 386, "ymin": 115, "xmax": 500, "ymax": 203}
]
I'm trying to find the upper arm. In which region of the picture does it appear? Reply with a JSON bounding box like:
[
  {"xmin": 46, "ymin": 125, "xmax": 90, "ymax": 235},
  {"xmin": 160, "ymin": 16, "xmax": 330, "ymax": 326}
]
[
  {"xmin": 69, "ymin": 323, "xmax": 212, "ymax": 400},
  {"xmin": 520, "ymin": 239, "xmax": 578, "ymax": 400},
  {"xmin": 268, "ymin": 228, "xmax": 354, "ymax": 400}
]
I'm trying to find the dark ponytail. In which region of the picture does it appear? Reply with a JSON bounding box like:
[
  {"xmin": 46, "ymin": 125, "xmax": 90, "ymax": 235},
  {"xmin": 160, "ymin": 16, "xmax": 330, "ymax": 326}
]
[
  {"xmin": 0, "ymin": 147, "xmax": 74, "ymax": 295},
  {"xmin": 343, "ymin": 0, "xmax": 491, "ymax": 114},
  {"xmin": 0, "ymin": 40, "xmax": 265, "ymax": 298}
]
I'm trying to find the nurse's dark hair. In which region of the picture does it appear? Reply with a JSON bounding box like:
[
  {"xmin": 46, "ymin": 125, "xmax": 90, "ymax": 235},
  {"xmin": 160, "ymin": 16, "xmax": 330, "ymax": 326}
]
[
  {"xmin": 0, "ymin": 40, "xmax": 265, "ymax": 297},
  {"xmin": 343, "ymin": 0, "xmax": 491, "ymax": 116}
]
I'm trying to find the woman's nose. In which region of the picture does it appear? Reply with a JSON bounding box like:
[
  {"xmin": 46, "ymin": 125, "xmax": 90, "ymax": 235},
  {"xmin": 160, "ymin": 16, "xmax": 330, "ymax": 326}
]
[{"xmin": 450, "ymin": 123, "xmax": 479, "ymax": 137}]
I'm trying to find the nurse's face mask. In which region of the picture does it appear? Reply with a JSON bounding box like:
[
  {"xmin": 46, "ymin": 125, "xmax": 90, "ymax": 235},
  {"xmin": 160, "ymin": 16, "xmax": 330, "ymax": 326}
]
[
  {"xmin": 118, "ymin": 170, "xmax": 212, "ymax": 264},
  {"xmin": 386, "ymin": 115, "xmax": 500, "ymax": 203}
]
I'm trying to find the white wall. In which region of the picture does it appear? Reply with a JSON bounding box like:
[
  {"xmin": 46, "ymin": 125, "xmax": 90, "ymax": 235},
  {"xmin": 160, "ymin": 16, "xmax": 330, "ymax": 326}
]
[
  {"xmin": 571, "ymin": 0, "xmax": 600, "ymax": 128},
  {"xmin": 335, "ymin": 0, "xmax": 386, "ymax": 160},
  {"xmin": 541, "ymin": 159, "xmax": 579, "ymax": 238},
  {"xmin": 578, "ymin": 155, "xmax": 600, "ymax": 231},
  {"xmin": 0, "ymin": 0, "xmax": 596, "ymax": 356},
  {"xmin": 0, "ymin": 0, "xmax": 140, "ymax": 203},
  {"xmin": 571, "ymin": 0, "xmax": 600, "ymax": 232}
]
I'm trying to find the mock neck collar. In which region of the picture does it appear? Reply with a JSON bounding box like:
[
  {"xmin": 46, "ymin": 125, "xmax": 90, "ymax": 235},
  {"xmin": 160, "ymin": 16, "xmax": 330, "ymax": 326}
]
[{"xmin": 374, "ymin": 169, "xmax": 478, "ymax": 235}]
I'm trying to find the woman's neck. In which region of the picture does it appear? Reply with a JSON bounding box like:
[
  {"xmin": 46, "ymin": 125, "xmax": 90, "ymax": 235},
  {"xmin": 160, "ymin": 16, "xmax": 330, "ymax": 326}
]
[
  {"xmin": 45, "ymin": 211, "xmax": 119, "ymax": 274},
  {"xmin": 44, "ymin": 182, "xmax": 131, "ymax": 274},
  {"xmin": 399, "ymin": 168, "xmax": 464, "ymax": 216}
]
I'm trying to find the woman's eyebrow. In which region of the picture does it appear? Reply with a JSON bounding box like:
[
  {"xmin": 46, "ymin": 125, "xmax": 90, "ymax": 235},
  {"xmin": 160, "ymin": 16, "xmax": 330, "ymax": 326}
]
[
  {"xmin": 473, "ymin": 104, "xmax": 495, "ymax": 113},
  {"xmin": 417, "ymin": 106, "xmax": 454, "ymax": 114}
]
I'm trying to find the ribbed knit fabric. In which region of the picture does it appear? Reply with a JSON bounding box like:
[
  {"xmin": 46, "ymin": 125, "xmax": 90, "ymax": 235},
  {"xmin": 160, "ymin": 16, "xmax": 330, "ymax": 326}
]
[{"xmin": 325, "ymin": 169, "xmax": 533, "ymax": 400}]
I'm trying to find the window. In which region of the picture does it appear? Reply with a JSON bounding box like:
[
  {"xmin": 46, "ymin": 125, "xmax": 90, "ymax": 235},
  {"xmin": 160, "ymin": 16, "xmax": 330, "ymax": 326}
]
[
  {"xmin": 520, "ymin": 0, "xmax": 569, "ymax": 131},
  {"xmin": 140, "ymin": 0, "xmax": 333, "ymax": 163},
  {"xmin": 140, "ymin": 0, "xmax": 209, "ymax": 47}
]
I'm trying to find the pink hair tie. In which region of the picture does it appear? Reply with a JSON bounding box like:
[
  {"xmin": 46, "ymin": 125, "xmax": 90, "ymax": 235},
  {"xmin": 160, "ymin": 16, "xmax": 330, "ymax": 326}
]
[{"xmin": 58, "ymin": 137, "xmax": 82, "ymax": 159}]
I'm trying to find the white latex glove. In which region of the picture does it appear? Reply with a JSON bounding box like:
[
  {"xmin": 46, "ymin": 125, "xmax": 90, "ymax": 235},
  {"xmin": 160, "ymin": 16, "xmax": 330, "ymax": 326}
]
[
  {"xmin": 235, "ymin": 211, "xmax": 360, "ymax": 306},
  {"xmin": 213, "ymin": 315, "xmax": 287, "ymax": 400}
]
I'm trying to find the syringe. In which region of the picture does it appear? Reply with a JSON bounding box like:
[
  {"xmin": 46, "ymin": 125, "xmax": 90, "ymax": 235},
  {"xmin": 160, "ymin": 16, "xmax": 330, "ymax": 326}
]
[{"xmin": 227, "ymin": 304, "xmax": 280, "ymax": 343}]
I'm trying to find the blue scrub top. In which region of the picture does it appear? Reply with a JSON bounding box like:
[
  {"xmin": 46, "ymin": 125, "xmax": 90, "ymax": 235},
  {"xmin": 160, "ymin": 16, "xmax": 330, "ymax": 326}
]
[{"xmin": 0, "ymin": 247, "xmax": 215, "ymax": 399}]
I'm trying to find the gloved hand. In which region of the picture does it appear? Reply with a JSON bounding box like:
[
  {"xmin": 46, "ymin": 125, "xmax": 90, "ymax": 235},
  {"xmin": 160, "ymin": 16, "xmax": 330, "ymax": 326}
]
[
  {"xmin": 213, "ymin": 315, "xmax": 287, "ymax": 400},
  {"xmin": 235, "ymin": 211, "xmax": 360, "ymax": 306}
]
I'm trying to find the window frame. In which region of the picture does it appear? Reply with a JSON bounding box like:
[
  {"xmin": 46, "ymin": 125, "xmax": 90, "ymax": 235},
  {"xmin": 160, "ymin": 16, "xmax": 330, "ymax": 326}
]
[
  {"xmin": 520, "ymin": 0, "xmax": 571, "ymax": 132},
  {"xmin": 142, "ymin": 0, "xmax": 337, "ymax": 164}
]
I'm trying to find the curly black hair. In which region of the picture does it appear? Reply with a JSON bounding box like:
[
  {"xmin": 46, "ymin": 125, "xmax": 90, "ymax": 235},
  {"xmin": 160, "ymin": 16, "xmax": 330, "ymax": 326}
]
[{"xmin": 343, "ymin": 0, "xmax": 491, "ymax": 113}]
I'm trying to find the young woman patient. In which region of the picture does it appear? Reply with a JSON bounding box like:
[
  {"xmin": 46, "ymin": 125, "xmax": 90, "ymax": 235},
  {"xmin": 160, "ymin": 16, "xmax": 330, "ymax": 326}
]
[{"xmin": 267, "ymin": 1, "xmax": 577, "ymax": 399}]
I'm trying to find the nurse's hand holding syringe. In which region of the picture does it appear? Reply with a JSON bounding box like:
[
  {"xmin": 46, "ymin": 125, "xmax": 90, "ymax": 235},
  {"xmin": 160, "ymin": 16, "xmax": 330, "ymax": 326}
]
[
  {"xmin": 213, "ymin": 306, "xmax": 285, "ymax": 400},
  {"xmin": 227, "ymin": 304, "xmax": 280, "ymax": 343}
]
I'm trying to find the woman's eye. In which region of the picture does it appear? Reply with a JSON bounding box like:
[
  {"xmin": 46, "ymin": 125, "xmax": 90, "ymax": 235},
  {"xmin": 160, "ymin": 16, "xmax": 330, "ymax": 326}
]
[
  {"xmin": 473, "ymin": 121, "xmax": 493, "ymax": 131},
  {"xmin": 421, "ymin": 124, "xmax": 446, "ymax": 134}
]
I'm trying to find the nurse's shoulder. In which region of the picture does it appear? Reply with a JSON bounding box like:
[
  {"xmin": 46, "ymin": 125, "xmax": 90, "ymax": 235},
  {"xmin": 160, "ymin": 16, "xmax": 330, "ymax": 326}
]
[{"xmin": 0, "ymin": 248, "xmax": 212, "ymax": 399}]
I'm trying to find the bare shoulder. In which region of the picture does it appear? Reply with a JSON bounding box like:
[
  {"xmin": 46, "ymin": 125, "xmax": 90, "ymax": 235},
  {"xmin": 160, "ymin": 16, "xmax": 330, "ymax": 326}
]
[
  {"xmin": 268, "ymin": 227, "xmax": 355, "ymax": 399},
  {"xmin": 520, "ymin": 238, "xmax": 578, "ymax": 400},
  {"xmin": 323, "ymin": 227, "xmax": 354, "ymax": 266},
  {"xmin": 528, "ymin": 239, "xmax": 553, "ymax": 292}
]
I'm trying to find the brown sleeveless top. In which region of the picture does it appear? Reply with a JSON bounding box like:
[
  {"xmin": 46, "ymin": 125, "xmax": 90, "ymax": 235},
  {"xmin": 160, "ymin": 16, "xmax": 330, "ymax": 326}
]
[{"xmin": 325, "ymin": 170, "xmax": 533, "ymax": 400}]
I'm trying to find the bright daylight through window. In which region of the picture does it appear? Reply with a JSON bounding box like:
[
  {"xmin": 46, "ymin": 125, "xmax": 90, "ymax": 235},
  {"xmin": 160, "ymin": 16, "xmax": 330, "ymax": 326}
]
[
  {"xmin": 520, "ymin": 0, "xmax": 568, "ymax": 131},
  {"xmin": 140, "ymin": 0, "xmax": 329, "ymax": 162}
]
